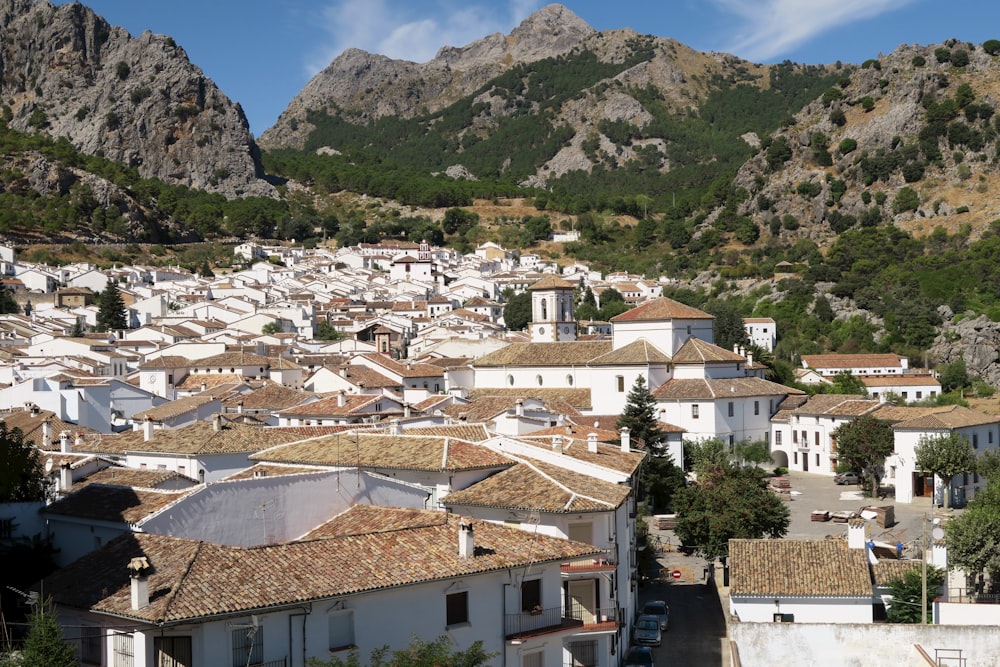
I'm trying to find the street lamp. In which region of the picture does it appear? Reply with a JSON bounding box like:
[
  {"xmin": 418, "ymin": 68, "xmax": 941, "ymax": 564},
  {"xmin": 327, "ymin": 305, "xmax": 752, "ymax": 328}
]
[{"xmin": 921, "ymin": 514, "xmax": 945, "ymax": 624}]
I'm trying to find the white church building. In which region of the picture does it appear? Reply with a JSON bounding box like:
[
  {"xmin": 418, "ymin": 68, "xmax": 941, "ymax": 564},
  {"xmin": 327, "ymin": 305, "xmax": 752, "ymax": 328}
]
[{"xmin": 468, "ymin": 277, "xmax": 801, "ymax": 446}]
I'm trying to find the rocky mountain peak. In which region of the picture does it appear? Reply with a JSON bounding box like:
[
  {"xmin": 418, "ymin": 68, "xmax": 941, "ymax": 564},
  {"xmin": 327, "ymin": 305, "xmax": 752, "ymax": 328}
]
[{"xmin": 0, "ymin": 0, "xmax": 274, "ymax": 198}]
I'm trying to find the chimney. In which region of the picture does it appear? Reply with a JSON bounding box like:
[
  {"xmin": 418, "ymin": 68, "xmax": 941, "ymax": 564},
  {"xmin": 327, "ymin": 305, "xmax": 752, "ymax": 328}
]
[
  {"xmin": 403, "ymin": 402, "xmax": 411, "ymax": 419},
  {"xmin": 337, "ymin": 390, "xmax": 346, "ymax": 408},
  {"xmin": 75, "ymin": 432, "xmax": 84, "ymax": 448},
  {"xmin": 458, "ymin": 519, "xmax": 474, "ymax": 558},
  {"xmin": 340, "ymin": 367, "xmax": 348, "ymax": 378},
  {"xmin": 747, "ymin": 351, "xmax": 754, "ymax": 367},
  {"xmin": 620, "ymin": 427, "xmax": 631, "ymax": 453},
  {"xmin": 212, "ymin": 413, "xmax": 222, "ymax": 432},
  {"xmin": 588, "ymin": 432, "xmax": 598, "ymax": 453},
  {"xmin": 390, "ymin": 419, "xmax": 401, "ymax": 436},
  {"xmin": 59, "ymin": 462, "xmax": 72, "ymax": 493},
  {"xmin": 41, "ymin": 418, "xmax": 52, "ymax": 449},
  {"xmin": 847, "ymin": 518, "xmax": 867, "ymax": 549},
  {"xmin": 28, "ymin": 402, "xmax": 39, "ymax": 416},
  {"xmin": 552, "ymin": 435, "xmax": 563, "ymax": 453},
  {"xmin": 237, "ymin": 401, "xmax": 244, "ymax": 415},
  {"xmin": 127, "ymin": 557, "xmax": 151, "ymax": 610},
  {"xmin": 143, "ymin": 416, "xmax": 154, "ymax": 441},
  {"xmin": 515, "ymin": 399, "xmax": 524, "ymax": 417},
  {"xmin": 200, "ymin": 380, "xmax": 207, "ymax": 392},
  {"xmin": 556, "ymin": 414, "xmax": 565, "ymax": 427},
  {"xmin": 59, "ymin": 431, "xmax": 71, "ymax": 454}
]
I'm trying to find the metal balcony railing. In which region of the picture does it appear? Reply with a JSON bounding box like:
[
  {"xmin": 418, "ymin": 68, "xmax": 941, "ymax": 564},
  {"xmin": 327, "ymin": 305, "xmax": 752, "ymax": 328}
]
[{"xmin": 505, "ymin": 605, "xmax": 621, "ymax": 639}]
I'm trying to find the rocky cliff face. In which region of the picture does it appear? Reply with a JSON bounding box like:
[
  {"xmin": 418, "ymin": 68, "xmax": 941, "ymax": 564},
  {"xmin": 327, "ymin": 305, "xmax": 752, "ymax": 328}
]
[
  {"xmin": 0, "ymin": 0, "xmax": 274, "ymax": 198},
  {"xmin": 258, "ymin": 3, "xmax": 597, "ymax": 150}
]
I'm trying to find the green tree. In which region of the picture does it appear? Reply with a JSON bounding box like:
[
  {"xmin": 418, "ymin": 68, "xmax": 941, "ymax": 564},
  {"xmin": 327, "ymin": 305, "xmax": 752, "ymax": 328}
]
[
  {"xmin": 672, "ymin": 464, "xmax": 790, "ymax": 560},
  {"xmin": 502, "ymin": 290, "xmax": 531, "ymax": 331},
  {"xmin": 315, "ymin": 321, "xmax": 346, "ymax": 341},
  {"xmin": 893, "ymin": 187, "xmax": 920, "ymax": 213},
  {"xmin": 945, "ymin": 482, "xmax": 1000, "ymax": 587},
  {"xmin": 307, "ymin": 634, "xmax": 495, "ymax": 667},
  {"xmin": 832, "ymin": 414, "xmax": 895, "ymax": 498},
  {"xmin": 0, "ymin": 288, "xmax": 19, "ymax": 314},
  {"xmin": 914, "ymin": 433, "xmax": 977, "ymax": 509},
  {"xmin": 984, "ymin": 39, "xmax": 1000, "ymax": 56},
  {"xmin": 885, "ymin": 565, "xmax": 945, "ymax": 623},
  {"xmin": 617, "ymin": 376, "xmax": 666, "ymax": 452},
  {"xmin": 95, "ymin": 280, "xmax": 127, "ymax": 332},
  {"xmin": 262, "ymin": 321, "xmax": 283, "ymax": 335},
  {"xmin": 0, "ymin": 423, "xmax": 46, "ymax": 502},
  {"xmin": 20, "ymin": 598, "xmax": 78, "ymax": 667},
  {"xmin": 975, "ymin": 448, "xmax": 1000, "ymax": 483},
  {"xmin": 937, "ymin": 358, "xmax": 970, "ymax": 393},
  {"xmin": 830, "ymin": 371, "xmax": 868, "ymax": 395},
  {"xmin": 685, "ymin": 437, "xmax": 730, "ymax": 474},
  {"xmin": 707, "ymin": 300, "xmax": 748, "ymax": 352},
  {"xmin": 642, "ymin": 452, "xmax": 686, "ymax": 514}
]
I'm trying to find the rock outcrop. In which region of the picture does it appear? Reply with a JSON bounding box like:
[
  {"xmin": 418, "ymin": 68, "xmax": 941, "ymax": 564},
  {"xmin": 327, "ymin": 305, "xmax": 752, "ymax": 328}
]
[{"xmin": 0, "ymin": 0, "xmax": 274, "ymax": 198}]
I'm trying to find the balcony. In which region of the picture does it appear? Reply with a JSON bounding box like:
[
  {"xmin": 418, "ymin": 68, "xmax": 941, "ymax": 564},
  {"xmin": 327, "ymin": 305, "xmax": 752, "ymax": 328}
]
[
  {"xmin": 505, "ymin": 604, "xmax": 620, "ymax": 640},
  {"xmin": 561, "ymin": 555, "xmax": 616, "ymax": 575}
]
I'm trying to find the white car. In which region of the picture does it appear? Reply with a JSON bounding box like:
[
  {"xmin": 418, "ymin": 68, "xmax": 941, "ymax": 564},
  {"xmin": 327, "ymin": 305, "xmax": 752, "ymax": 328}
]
[{"xmin": 641, "ymin": 599, "xmax": 669, "ymax": 631}]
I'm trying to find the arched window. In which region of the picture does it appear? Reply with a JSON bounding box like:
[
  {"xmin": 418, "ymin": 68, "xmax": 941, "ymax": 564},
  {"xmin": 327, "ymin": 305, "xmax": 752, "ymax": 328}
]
[
  {"xmin": 508, "ymin": 374, "xmax": 515, "ymax": 386},
  {"xmin": 566, "ymin": 375, "xmax": 574, "ymax": 386},
  {"xmin": 536, "ymin": 375, "xmax": 543, "ymax": 386}
]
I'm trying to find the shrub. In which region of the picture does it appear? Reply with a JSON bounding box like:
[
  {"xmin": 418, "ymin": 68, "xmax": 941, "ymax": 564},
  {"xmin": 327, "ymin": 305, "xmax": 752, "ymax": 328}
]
[
  {"xmin": 796, "ymin": 181, "xmax": 823, "ymax": 198},
  {"xmin": 935, "ymin": 47, "xmax": 952, "ymax": 63},
  {"xmin": 893, "ymin": 186, "xmax": 920, "ymax": 213},
  {"xmin": 105, "ymin": 111, "xmax": 121, "ymax": 130},
  {"xmin": 912, "ymin": 55, "xmax": 927, "ymax": 67},
  {"xmin": 861, "ymin": 59, "xmax": 882, "ymax": 70},
  {"xmin": 984, "ymin": 39, "xmax": 1000, "ymax": 56},
  {"xmin": 956, "ymin": 205, "xmax": 970, "ymax": 213},
  {"xmin": 829, "ymin": 108, "xmax": 847, "ymax": 126},
  {"xmin": 115, "ymin": 61, "xmax": 130, "ymax": 80},
  {"xmin": 129, "ymin": 86, "xmax": 151, "ymax": 105},
  {"xmin": 839, "ymin": 138, "xmax": 858, "ymax": 154},
  {"xmin": 860, "ymin": 96, "xmax": 875, "ymax": 112},
  {"xmin": 950, "ymin": 49, "xmax": 970, "ymax": 67}
]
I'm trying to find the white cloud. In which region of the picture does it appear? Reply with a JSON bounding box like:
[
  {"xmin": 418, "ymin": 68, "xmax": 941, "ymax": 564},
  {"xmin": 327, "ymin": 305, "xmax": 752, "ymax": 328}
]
[
  {"xmin": 711, "ymin": 0, "xmax": 920, "ymax": 61},
  {"xmin": 306, "ymin": 0, "xmax": 543, "ymax": 76}
]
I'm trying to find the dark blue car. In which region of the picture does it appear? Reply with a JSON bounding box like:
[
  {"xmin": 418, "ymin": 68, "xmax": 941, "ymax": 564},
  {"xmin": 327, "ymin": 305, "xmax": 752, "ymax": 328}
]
[{"xmin": 624, "ymin": 646, "xmax": 654, "ymax": 667}]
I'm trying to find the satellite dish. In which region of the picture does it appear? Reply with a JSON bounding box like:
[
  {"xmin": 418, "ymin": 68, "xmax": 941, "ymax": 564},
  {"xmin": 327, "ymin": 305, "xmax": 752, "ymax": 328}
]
[
  {"xmin": 932, "ymin": 527, "xmax": 946, "ymax": 540},
  {"xmin": 44, "ymin": 458, "xmax": 53, "ymax": 473}
]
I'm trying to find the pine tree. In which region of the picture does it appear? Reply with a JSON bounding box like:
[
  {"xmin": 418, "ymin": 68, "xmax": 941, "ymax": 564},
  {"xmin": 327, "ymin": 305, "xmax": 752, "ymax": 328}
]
[
  {"xmin": 20, "ymin": 599, "xmax": 77, "ymax": 667},
  {"xmin": 616, "ymin": 376, "xmax": 665, "ymax": 453},
  {"xmin": 95, "ymin": 280, "xmax": 127, "ymax": 332}
]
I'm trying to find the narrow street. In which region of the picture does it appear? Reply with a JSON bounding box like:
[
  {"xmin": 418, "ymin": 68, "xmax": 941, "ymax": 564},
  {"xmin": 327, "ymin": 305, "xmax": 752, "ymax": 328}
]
[{"xmin": 637, "ymin": 528, "xmax": 730, "ymax": 667}]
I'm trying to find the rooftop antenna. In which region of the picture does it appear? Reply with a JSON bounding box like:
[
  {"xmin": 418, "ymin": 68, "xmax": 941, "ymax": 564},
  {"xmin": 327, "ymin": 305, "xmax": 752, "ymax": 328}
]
[{"xmin": 254, "ymin": 499, "xmax": 275, "ymax": 544}]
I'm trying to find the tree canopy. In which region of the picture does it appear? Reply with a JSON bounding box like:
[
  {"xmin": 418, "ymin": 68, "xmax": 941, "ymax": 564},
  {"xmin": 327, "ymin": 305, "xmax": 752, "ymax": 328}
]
[
  {"xmin": 19, "ymin": 599, "xmax": 78, "ymax": 667},
  {"xmin": 672, "ymin": 463, "xmax": 789, "ymax": 560},
  {"xmin": 946, "ymin": 482, "xmax": 1000, "ymax": 586},
  {"xmin": 914, "ymin": 433, "xmax": 977, "ymax": 509},
  {"xmin": 95, "ymin": 280, "xmax": 128, "ymax": 332},
  {"xmin": 885, "ymin": 565, "xmax": 945, "ymax": 624},
  {"xmin": 502, "ymin": 290, "xmax": 531, "ymax": 331},
  {"xmin": 617, "ymin": 376, "xmax": 665, "ymax": 452},
  {"xmin": 0, "ymin": 423, "xmax": 46, "ymax": 502},
  {"xmin": 832, "ymin": 414, "xmax": 895, "ymax": 498}
]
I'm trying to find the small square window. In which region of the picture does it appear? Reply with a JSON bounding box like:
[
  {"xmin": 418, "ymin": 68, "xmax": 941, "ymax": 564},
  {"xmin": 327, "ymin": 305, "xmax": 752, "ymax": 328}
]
[{"xmin": 446, "ymin": 591, "xmax": 468, "ymax": 626}]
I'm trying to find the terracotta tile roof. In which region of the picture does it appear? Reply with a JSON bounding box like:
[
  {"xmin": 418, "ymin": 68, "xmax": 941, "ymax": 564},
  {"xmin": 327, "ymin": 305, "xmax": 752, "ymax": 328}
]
[
  {"xmin": 652, "ymin": 377, "xmax": 803, "ymax": 400},
  {"xmin": 465, "ymin": 388, "xmax": 593, "ymax": 412},
  {"xmin": 513, "ymin": 432, "xmax": 647, "ymax": 476},
  {"xmin": 888, "ymin": 405, "xmax": 1000, "ymax": 430},
  {"xmin": 671, "ymin": 337, "xmax": 745, "ymax": 364},
  {"xmin": 872, "ymin": 559, "xmax": 921, "ymax": 586},
  {"xmin": 443, "ymin": 459, "xmax": 630, "ymax": 513},
  {"xmin": 81, "ymin": 422, "xmax": 313, "ymax": 456},
  {"xmin": 137, "ymin": 356, "xmax": 192, "ymax": 370},
  {"xmin": 252, "ymin": 433, "xmax": 513, "ymax": 472},
  {"xmin": 527, "ymin": 275, "xmax": 575, "ymax": 290},
  {"xmin": 770, "ymin": 395, "xmax": 811, "ymax": 423},
  {"xmin": 610, "ymin": 297, "xmax": 713, "ymax": 322},
  {"xmin": 358, "ymin": 354, "xmax": 445, "ymax": 378},
  {"xmin": 194, "ymin": 351, "xmax": 270, "ymax": 368},
  {"xmin": 134, "ymin": 394, "xmax": 219, "ymax": 421},
  {"xmin": 278, "ymin": 393, "xmax": 385, "ymax": 417},
  {"xmin": 800, "ymin": 353, "xmax": 904, "ymax": 369},
  {"xmin": 861, "ymin": 375, "xmax": 940, "ymax": 387},
  {"xmin": 175, "ymin": 374, "xmax": 244, "ymax": 390},
  {"xmin": 42, "ymin": 510, "xmax": 600, "ymax": 623},
  {"xmin": 1, "ymin": 410, "xmax": 91, "ymax": 451},
  {"xmin": 42, "ymin": 484, "xmax": 189, "ymax": 526},
  {"xmin": 268, "ymin": 356, "xmax": 302, "ymax": 370},
  {"xmin": 410, "ymin": 394, "xmax": 457, "ymax": 413},
  {"xmin": 588, "ymin": 339, "xmax": 670, "ymax": 365},
  {"xmin": 222, "ymin": 381, "xmax": 313, "ymax": 411},
  {"xmin": 223, "ymin": 463, "xmax": 327, "ymax": 481},
  {"xmin": 473, "ymin": 342, "xmax": 612, "ymax": 367},
  {"xmin": 729, "ymin": 539, "xmax": 872, "ymax": 597},
  {"xmin": 76, "ymin": 467, "xmax": 197, "ymax": 489},
  {"xmin": 332, "ymin": 365, "xmax": 401, "ymax": 388},
  {"xmin": 402, "ymin": 424, "xmax": 493, "ymax": 442},
  {"xmin": 789, "ymin": 394, "xmax": 883, "ymax": 417},
  {"xmin": 743, "ymin": 317, "xmax": 776, "ymax": 324}
]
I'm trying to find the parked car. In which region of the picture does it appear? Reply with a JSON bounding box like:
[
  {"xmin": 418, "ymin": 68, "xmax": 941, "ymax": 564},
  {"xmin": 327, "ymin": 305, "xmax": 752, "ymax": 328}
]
[
  {"xmin": 632, "ymin": 614, "xmax": 662, "ymax": 646},
  {"xmin": 834, "ymin": 472, "xmax": 860, "ymax": 485},
  {"xmin": 623, "ymin": 646, "xmax": 655, "ymax": 667},
  {"xmin": 641, "ymin": 599, "xmax": 669, "ymax": 631}
]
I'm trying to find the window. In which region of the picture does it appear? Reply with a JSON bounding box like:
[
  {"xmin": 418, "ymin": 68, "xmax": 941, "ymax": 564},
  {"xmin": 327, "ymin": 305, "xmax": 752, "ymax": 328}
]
[
  {"xmin": 232, "ymin": 626, "xmax": 262, "ymax": 667},
  {"xmin": 991, "ymin": 431, "xmax": 994, "ymax": 444},
  {"xmin": 814, "ymin": 432, "xmax": 819, "ymax": 447},
  {"xmin": 521, "ymin": 578, "xmax": 542, "ymax": 612},
  {"xmin": 729, "ymin": 435, "xmax": 734, "ymax": 446},
  {"xmin": 113, "ymin": 632, "xmax": 134, "ymax": 667},
  {"xmin": 567, "ymin": 640, "xmax": 598, "ymax": 667},
  {"xmin": 566, "ymin": 374, "xmax": 574, "ymax": 386},
  {"xmin": 775, "ymin": 431, "xmax": 782, "ymax": 446},
  {"xmin": 541, "ymin": 298, "xmax": 547, "ymax": 320},
  {"xmin": 973, "ymin": 434, "xmax": 979, "ymax": 449},
  {"xmin": 728, "ymin": 402, "xmax": 734, "ymax": 417},
  {"xmin": 523, "ymin": 652, "xmax": 543, "ymax": 667},
  {"xmin": 536, "ymin": 374, "xmax": 543, "ymax": 387},
  {"xmin": 691, "ymin": 404, "xmax": 699, "ymax": 419},
  {"xmin": 616, "ymin": 375, "xmax": 624, "ymax": 392},
  {"xmin": 801, "ymin": 430, "xmax": 807, "ymax": 445},
  {"xmin": 816, "ymin": 453, "xmax": 820, "ymax": 466},
  {"xmin": 0, "ymin": 517, "xmax": 12, "ymax": 540},
  {"xmin": 792, "ymin": 430, "xmax": 798, "ymax": 444},
  {"xmin": 508, "ymin": 374, "xmax": 514, "ymax": 386},
  {"xmin": 446, "ymin": 591, "xmax": 469, "ymax": 626},
  {"xmin": 81, "ymin": 625, "xmax": 102, "ymax": 665},
  {"xmin": 329, "ymin": 610, "xmax": 355, "ymax": 651},
  {"xmin": 754, "ymin": 401, "xmax": 759, "ymax": 416},
  {"xmin": 155, "ymin": 636, "xmax": 192, "ymax": 667},
  {"xmin": 916, "ymin": 391, "xmax": 923, "ymax": 399}
]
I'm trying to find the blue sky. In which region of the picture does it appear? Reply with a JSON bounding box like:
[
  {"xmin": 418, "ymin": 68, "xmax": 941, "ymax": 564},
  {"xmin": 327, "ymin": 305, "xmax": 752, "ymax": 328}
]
[{"xmin": 56, "ymin": 0, "xmax": 1000, "ymax": 137}]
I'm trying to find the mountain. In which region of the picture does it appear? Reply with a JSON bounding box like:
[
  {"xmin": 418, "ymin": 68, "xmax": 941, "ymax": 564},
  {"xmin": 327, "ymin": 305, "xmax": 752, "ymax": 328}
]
[{"xmin": 0, "ymin": 0, "xmax": 273, "ymax": 198}]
